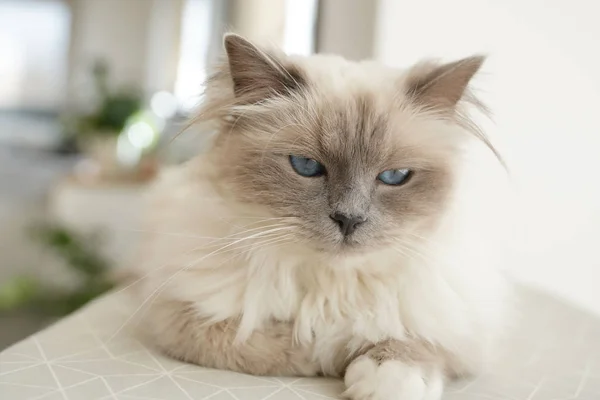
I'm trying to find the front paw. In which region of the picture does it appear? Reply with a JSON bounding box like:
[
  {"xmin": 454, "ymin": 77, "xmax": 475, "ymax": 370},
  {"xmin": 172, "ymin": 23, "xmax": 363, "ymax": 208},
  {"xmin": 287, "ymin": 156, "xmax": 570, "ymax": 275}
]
[{"xmin": 343, "ymin": 355, "xmax": 443, "ymax": 400}]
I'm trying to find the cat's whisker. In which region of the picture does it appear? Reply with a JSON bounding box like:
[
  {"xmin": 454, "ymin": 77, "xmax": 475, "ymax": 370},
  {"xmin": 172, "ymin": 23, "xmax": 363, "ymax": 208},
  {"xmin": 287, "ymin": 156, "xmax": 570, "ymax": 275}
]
[
  {"xmin": 202, "ymin": 226, "xmax": 293, "ymax": 249},
  {"xmin": 125, "ymin": 34, "xmax": 511, "ymax": 393},
  {"xmin": 215, "ymin": 215, "xmax": 297, "ymax": 230},
  {"xmin": 107, "ymin": 226, "xmax": 267, "ymax": 241},
  {"xmin": 391, "ymin": 246, "xmax": 414, "ymax": 261},
  {"xmin": 233, "ymin": 216, "xmax": 295, "ymax": 220},
  {"xmin": 396, "ymin": 238, "xmax": 427, "ymax": 255},
  {"xmin": 389, "ymin": 237, "xmax": 430, "ymax": 261},
  {"xmin": 193, "ymin": 221, "xmax": 298, "ymax": 249},
  {"xmin": 110, "ymin": 218, "xmax": 294, "ymax": 243},
  {"xmin": 239, "ymin": 234, "xmax": 296, "ymax": 255},
  {"xmin": 195, "ymin": 232, "xmax": 295, "ymax": 262},
  {"xmin": 217, "ymin": 234, "xmax": 298, "ymax": 265},
  {"xmin": 203, "ymin": 223, "xmax": 289, "ymax": 244},
  {"xmin": 110, "ymin": 223, "xmax": 295, "ymax": 298},
  {"xmin": 131, "ymin": 249, "xmax": 247, "ymax": 333},
  {"xmin": 130, "ymin": 232, "xmax": 297, "ymax": 332},
  {"xmin": 225, "ymin": 240, "xmax": 293, "ymax": 264},
  {"xmin": 398, "ymin": 230, "xmax": 447, "ymax": 250},
  {"xmin": 224, "ymin": 216, "xmax": 296, "ymax": 221},
  {"xmin": 174, "ymin": 226, "xmax": 294, "ymax": 272},
  {"xmin": 108, "ymin": 226, "xmax": 295, "ymax": 341}
]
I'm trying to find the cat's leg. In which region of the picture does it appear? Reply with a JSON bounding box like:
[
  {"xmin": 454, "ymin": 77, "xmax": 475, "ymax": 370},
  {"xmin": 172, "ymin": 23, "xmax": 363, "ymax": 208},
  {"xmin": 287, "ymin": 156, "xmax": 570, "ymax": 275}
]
[
  {"xmin": 141, "ymin": 299, "xmax": 320, "ymax": 376},
  {"xmin": 343, "ymin": 339, "xmax": 445, "ymax": 400}
]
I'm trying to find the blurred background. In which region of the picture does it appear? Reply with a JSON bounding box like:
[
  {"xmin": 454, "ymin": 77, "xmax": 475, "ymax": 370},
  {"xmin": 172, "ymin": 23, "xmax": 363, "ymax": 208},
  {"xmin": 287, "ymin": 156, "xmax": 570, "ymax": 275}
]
[{"xmin": 0, "ymin": 0, "xmax": 598, "ymax": 349}]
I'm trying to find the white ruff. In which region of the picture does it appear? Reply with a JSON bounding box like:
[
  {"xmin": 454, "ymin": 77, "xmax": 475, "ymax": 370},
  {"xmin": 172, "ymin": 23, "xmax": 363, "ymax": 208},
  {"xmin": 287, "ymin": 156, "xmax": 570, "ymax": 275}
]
[{"xmin": 134, "ymin": 147, "xmax": 512, "ymax": 376}]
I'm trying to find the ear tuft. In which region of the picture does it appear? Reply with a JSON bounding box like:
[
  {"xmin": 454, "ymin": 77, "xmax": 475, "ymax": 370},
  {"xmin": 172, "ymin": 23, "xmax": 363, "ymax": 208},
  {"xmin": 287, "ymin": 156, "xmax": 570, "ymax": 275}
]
[
  {"xmin": 406, "ymin": 55, "xmax": 485, "ymax": 110},
  {"xmin": 223, "ymin": 33, "xmax": 304, "ymax": 104}
]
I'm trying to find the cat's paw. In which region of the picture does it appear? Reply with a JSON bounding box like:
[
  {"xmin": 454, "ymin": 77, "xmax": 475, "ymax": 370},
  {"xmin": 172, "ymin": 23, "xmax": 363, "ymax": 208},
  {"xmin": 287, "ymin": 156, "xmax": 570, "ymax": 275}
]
[{"xmin": 343, "ymin": 355, "xmax": 443, "ymax": 400}]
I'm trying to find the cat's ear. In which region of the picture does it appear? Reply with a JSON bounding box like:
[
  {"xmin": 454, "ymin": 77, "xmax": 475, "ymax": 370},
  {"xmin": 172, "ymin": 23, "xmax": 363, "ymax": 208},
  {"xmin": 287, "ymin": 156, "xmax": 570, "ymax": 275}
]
[
  {"xmin": 405, "ymin": 56, "xmax": 485, "ymax": 111},
  {"xmin": 223, "ymin": 33, "xmax": 304, "ymax": 104}
]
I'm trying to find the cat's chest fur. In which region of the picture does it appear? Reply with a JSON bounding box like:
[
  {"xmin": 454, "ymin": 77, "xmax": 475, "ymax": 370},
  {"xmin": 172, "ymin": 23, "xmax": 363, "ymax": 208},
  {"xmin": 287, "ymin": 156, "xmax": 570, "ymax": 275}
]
[
  {"xmin": 237, "ymin": 248, "xmax": 503, "ymax": 374},
  {"xmin": 169, "ymin": 247, "xmax": 414, "ymax": 340},
  {"xmin": 242, "ymin": 251, "xmax": 409, "ymax": 342},
  {"xmin": 139, "ymin": 165, "xmax": 510, "ymax": 375}
]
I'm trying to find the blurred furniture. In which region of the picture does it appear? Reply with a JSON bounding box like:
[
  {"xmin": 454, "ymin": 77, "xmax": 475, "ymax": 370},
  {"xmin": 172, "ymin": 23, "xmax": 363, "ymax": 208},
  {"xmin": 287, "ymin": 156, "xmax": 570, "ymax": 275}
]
[
  {"xmin": 0, "ymin": 144, "xmax": 78, "ymax": 351},
  {"xmin": 1, "ymin": 286, "xmax": 599, "ymax": 399},
  {"xmin": 48, "ymin": 176, "xmax": 148, "ymax": 267}
]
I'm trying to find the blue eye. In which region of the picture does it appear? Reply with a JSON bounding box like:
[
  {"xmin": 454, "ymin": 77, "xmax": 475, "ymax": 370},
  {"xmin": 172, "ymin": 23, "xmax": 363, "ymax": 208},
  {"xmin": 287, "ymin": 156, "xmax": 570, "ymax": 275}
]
[
  {"xmin": 289, "ymin": 155, "xmax": 325, "ymax": 177},
  {"xmin": 377, "ymin": 169, "xmax": 412, "ymax": 185}
]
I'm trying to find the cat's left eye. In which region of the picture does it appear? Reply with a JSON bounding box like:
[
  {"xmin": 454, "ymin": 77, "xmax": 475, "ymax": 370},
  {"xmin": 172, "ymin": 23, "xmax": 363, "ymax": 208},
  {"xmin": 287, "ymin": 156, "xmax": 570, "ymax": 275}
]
[
  {"xmin": 377, "ymin": 169, "xmax": 412, "ymax": 185},
  {"xmin": 289, "ymin": 155, "xmax": 326, "ymax": 177}
]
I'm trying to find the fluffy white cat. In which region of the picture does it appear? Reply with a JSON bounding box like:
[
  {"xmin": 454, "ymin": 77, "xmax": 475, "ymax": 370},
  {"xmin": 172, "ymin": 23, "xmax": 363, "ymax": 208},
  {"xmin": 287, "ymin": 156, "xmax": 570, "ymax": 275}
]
[{"xmin": 130, "ymin": 34, "xmax": 512, "ymax": 400}]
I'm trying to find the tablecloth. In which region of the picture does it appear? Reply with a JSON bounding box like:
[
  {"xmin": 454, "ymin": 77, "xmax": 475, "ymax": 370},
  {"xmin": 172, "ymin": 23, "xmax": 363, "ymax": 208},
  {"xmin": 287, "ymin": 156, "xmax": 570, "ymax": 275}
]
[{"xmin": 1, "ymin": 287, "xmax": 598, "ymax": 400}]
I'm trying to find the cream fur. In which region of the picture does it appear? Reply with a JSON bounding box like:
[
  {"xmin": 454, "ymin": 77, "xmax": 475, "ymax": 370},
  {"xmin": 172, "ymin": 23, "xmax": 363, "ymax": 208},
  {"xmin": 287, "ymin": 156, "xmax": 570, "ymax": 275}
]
[
  {"xmin": 344, "ymin": 356, "xmax": 443, "ymax": 400},
  {"xmin": 133, "ymin": 147, "xmax": 511, "ymax": 374},
  {"xmin": 130, "ymin": 40, "xmax": 513, "ymax": 399}
]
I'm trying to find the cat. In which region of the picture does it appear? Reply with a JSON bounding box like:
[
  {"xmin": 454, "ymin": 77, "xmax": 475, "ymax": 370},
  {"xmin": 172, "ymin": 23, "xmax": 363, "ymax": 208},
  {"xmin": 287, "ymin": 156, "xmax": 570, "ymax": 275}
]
[{"xmin": 131, "ymin": 34, "xmax": 512, "ymax": 400}]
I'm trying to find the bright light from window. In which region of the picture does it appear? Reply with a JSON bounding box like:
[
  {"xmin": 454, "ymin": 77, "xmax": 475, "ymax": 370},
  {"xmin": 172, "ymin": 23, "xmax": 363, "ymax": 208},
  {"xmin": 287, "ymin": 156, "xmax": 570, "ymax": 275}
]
[
  {"xmin": 0, "ymin": 0, "xmax": 70, "ymax": 109},
  {"xmin": 174, "ymin": 0, "xmax": 213, "ymax": 111},
  {"xmin": 150, "ymin": 91, "xmax": 178, "ymax": 119},
  {"xmin": 127, "ymin": 122, "xmax": 155, "ymax": 149},
  {"xmin": 283, "ymin": 0, "xmax": 319, "ymax": 56},
  {"xmin": 0, "ymin": 35, "xmax": 24, "ymax": 107}
]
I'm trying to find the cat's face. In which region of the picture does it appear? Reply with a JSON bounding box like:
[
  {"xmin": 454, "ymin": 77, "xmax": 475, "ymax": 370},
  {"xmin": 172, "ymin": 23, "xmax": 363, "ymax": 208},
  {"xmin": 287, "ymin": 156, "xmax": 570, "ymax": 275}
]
[{"xmin": 205, "ymin": 35, "xmax": 488, "ymax": 255}]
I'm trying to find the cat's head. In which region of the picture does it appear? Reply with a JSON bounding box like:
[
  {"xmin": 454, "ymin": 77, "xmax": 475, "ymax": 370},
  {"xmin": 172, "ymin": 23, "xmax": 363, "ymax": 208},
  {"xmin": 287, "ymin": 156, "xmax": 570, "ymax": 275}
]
[{"xmin": 199, "ymin": 34, "xmax": 495, "ymax": 255}]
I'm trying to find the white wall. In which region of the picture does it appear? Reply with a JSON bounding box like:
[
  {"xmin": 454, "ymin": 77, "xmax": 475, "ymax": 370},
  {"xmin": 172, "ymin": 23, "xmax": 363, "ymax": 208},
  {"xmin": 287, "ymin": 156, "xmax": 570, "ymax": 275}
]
[
  {"xmin": 375, "ymin": 0, "xmax": 600, "ymax": 314},
  {"xmin": 228, "ymin": 0, "xmax": 286, "ymax": 46},
  {"xmin": 144, "ymin": 0, "xmax": 185, "ymax": 95},
  {"xmin": 317, "ymin": 0, "xmax": 377, "ymax": 60}
]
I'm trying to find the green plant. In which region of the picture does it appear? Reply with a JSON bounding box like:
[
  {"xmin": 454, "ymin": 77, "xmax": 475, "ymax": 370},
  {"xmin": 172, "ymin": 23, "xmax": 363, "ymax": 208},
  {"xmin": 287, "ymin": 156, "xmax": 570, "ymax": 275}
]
[
  {"xmin": 62, "ymin": 59, "xmax": 142, "ymax": 139},
  {"xmin": 0, "ymin": 224, "xmax": 115, "ymax": 316}
]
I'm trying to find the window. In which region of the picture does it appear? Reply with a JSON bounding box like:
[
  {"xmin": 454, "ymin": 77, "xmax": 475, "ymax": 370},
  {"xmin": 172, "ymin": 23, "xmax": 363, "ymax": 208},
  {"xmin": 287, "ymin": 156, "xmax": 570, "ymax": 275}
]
[{"xmin": 0, "ymin": 0, "xmax": 71, "ymax": 110}]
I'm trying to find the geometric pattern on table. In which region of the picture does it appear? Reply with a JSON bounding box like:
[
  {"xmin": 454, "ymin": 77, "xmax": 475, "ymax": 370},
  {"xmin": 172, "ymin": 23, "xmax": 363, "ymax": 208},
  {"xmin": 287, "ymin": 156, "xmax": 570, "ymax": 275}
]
[{"xmin": 1, "ymin": 286, "xmax": 599, "ymax": 399}]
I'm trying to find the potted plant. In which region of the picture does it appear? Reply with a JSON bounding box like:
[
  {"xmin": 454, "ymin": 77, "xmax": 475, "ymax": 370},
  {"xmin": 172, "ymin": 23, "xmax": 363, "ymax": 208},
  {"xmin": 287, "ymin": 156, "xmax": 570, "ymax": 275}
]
[{"xmin": 62, "ymin": 60, "xmax": 143, "ymax": 178}]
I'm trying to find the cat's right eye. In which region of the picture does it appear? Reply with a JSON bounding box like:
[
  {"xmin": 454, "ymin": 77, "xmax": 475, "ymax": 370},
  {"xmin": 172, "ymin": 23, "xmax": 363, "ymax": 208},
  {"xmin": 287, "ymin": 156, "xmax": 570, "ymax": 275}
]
[
  {"xmin": 377, "ymin": 168, "xmax": 412, "ymax": 185},
  {"xmin": 289, "ymin": 155, "xmax": 326, "ymax": 177}
]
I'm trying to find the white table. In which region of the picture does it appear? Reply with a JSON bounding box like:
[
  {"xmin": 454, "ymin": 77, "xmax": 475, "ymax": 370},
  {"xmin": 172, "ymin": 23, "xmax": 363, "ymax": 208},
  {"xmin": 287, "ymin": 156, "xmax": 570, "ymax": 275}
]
[{"xmin": 1, "ymin": 286, "xmax": 598, "ymax": 399}]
